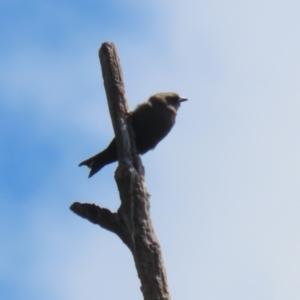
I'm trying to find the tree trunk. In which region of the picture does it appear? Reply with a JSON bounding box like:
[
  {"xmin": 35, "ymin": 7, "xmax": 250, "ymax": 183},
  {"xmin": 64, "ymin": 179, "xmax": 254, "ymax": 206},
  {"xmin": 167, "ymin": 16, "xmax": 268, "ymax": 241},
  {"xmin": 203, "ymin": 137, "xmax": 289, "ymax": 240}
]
[{"xmin": 70, "ymin": 42, "xmax": 171, "ymax": 300}]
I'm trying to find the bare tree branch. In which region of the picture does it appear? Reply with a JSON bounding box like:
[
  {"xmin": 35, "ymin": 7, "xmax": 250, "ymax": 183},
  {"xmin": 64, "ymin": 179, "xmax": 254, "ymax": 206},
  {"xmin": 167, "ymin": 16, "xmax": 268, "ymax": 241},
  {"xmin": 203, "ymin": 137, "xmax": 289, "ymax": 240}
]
[
  {"xmin": 70, "ymin": 202, "xmax": 119, "ymax": 234},
  {"xmin": 71, "ymin": 42, "xmax": 171, "ymax": 300}
]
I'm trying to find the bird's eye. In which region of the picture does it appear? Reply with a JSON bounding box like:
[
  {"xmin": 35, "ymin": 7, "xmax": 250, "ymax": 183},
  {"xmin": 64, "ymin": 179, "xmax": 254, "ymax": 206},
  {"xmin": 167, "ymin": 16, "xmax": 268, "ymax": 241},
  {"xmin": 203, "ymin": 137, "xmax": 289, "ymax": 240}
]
[{"xmin": 168, "ymin": 97, "xmax": 178, "ymax": 104}]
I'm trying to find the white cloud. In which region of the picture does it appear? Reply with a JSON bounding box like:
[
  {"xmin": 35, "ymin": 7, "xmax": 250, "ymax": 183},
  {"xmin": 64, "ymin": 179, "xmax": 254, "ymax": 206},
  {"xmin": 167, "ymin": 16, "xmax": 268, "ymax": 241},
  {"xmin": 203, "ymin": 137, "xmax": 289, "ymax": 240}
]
[{"xmin": 139, "ymin": 1, "xmax": 300, "ymax": 299}]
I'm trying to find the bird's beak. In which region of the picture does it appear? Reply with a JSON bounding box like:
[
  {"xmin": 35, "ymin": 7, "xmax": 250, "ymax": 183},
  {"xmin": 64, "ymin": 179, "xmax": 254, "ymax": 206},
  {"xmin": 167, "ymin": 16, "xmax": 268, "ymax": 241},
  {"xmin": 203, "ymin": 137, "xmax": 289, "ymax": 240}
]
[{"xmin": 179, "ymin": 97, "xmax": 188, "ymax": 102}]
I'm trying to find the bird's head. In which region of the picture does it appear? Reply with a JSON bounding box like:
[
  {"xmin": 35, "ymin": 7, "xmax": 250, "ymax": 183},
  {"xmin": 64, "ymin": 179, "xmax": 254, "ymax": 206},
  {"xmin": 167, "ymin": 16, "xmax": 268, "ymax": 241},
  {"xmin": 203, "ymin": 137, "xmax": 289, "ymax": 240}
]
[{"xmin": 149, "ymin": 92, "xmax": 188, "ymax": 111}]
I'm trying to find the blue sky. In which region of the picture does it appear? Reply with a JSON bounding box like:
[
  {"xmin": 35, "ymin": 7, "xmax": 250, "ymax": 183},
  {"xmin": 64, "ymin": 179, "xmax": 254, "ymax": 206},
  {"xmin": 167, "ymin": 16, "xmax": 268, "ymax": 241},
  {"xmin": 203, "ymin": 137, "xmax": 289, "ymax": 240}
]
[{"xmin": 1, "ymin": 1, "xmax": 300, "ymax": 299}]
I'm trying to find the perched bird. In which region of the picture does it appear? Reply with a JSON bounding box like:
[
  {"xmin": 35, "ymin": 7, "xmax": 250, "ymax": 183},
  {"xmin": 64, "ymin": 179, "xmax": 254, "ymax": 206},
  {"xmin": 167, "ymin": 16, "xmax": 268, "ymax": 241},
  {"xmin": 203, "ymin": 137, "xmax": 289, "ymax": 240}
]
[{"xmin": 79, "ymin": 92, "xmax": 187, "ymax": 177}]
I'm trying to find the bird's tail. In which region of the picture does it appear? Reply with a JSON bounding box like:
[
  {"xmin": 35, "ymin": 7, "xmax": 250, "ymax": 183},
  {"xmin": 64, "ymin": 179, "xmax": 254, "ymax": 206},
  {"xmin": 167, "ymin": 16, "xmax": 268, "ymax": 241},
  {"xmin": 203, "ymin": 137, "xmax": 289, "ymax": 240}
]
[
  {"xmin": 79, "ymin": 139, "xmax": 118, "ymax": 178},
  {"xmin": 79, "ymin": 152, "xmax": 105, "ymax": 178}
]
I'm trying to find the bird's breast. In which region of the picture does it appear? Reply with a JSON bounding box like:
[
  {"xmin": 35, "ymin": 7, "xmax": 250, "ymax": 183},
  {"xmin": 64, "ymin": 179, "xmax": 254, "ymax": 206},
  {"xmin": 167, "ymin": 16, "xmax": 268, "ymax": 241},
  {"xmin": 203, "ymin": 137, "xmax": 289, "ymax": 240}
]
[{"xmin": 131, "ymin": 105, "xmax": 176, "ymax": 154}]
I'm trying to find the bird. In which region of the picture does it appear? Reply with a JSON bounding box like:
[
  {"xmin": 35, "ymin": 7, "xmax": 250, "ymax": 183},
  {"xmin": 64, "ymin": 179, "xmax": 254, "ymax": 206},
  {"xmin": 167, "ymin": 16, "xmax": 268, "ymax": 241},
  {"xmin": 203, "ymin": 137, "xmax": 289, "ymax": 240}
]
[{"xmin": 79, "ymin": 92, "xmax": 187, "ymax": 177}]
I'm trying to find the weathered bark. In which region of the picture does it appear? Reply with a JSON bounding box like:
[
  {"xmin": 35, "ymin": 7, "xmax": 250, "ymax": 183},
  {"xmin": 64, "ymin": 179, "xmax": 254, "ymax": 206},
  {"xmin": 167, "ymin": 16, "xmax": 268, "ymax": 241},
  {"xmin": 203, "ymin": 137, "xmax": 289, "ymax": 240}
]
[{"xmin": 70, "ymin": 42, "xmax": 171, "ymax": 300}]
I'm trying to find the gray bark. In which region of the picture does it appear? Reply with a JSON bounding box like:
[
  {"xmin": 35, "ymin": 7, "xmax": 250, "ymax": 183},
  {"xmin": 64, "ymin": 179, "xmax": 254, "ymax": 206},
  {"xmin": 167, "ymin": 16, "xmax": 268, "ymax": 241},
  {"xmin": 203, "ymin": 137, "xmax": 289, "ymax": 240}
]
[{"xmin": 70, "ymin": 42, "xmax": 171, "ymax": 300}]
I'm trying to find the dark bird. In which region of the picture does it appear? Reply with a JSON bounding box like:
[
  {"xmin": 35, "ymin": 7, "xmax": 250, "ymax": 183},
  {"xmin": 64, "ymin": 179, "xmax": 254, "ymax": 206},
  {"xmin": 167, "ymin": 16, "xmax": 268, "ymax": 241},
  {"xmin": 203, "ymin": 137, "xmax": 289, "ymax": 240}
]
[{"xmin": 79, "ymin": 92, "xmax": 187, "ymax": 177}]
